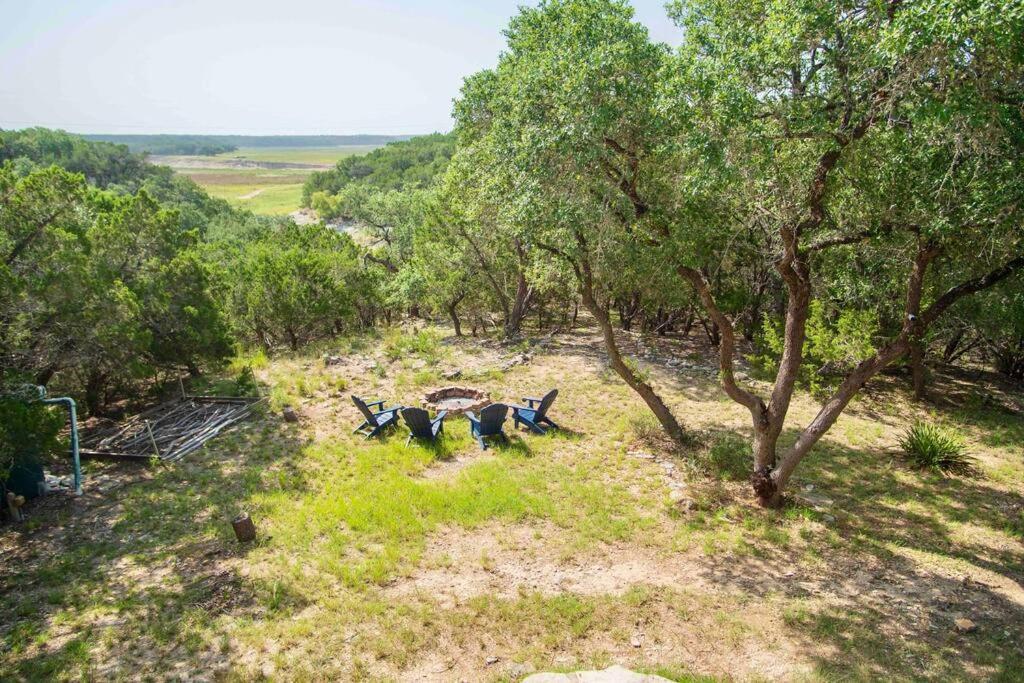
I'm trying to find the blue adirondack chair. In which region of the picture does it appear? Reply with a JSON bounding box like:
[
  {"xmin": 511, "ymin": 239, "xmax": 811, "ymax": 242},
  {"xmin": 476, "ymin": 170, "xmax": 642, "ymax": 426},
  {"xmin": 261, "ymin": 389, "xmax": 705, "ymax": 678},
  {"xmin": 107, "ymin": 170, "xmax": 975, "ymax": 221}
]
[
  {"xmin": 511, "ymin": 389, "xmax": 560, "ymax": 434},
  {"xmin": 401, "ymin": 407, "xmax": 447, "ymax": 446},
  {"xmin": 466, "ymin": 403, "xmax": 508, "ymax": 450},
  {"xmin": 352, "ymin": 395, "xmax": 402, "ymax": 439}
]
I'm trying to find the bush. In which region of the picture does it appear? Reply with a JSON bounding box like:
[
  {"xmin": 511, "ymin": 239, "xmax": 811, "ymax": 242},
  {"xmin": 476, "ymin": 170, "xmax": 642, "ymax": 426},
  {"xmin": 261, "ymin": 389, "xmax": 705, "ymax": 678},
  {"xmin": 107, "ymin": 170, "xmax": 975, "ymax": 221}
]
[
  {"xmin": 628, "ymin": 413, "xmax": 663, "ymax": 447},
  {"xmin": 899, "ymin": 421, "xmax": 975, "ymax": 475},
  {"xmin": 0, "ymin": 398, "xmax": 64, "ymax": 481},
  {"xmin": 751, "ymin": 301, "xmax": 878, "ymax": 396},
  {"xmin": 703, "ymin": 432, "xmax": 750, "ymax": 482},
  {"xmin": 383, "ymin": 329, "xmax": 442, "ymax": 363}
]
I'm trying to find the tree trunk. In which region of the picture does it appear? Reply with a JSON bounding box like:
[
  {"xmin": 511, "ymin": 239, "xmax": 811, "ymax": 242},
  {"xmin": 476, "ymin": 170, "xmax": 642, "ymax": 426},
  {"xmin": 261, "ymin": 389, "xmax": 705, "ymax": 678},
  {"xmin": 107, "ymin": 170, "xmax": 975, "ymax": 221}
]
[
  {"xmin": 448, "ymin": 304, "xmax": 462, "ymax": 336},
  {"xmin": 581, "ymin": 278, "xmax": 689, "ymax": 446},
  {"xmin": 504, "ymin": 239, "xmax": 533, "ymax": 339},
  {"xmin": 910, "ymin": 339, "xmax": 927, "ymax": 401},
  {"xmin": 942, "ymin": 327, "xmax": 966, "ymax": 363},
  {"xmin": 34, "ymin": 365, "xmax": 57, "ymax": 387},
  {"xmin": 85, "ymin": 370, "xmax": 107, "ymax": 416}
]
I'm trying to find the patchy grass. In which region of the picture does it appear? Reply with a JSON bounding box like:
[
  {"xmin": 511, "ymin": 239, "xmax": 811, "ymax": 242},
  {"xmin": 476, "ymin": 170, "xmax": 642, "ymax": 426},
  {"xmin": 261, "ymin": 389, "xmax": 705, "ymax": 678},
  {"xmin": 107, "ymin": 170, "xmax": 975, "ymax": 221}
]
[
  {"xmin": 162, "ymin": 145, "xmax": 380, "ymax": 215},
  {"xmin": 2, "ymin": 325, "xmax": 1022, "ymax": 680},
  {"xmin": 181, "ymin": 168, "xmax": 310, "ymax": 215}
]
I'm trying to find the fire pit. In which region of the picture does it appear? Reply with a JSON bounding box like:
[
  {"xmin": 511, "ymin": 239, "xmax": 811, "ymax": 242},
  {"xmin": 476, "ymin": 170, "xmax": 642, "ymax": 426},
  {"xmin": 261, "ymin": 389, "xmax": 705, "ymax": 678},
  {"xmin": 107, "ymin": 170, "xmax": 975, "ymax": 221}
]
[{"xmin": 422, "ymin": 386, "xmax": 489, "ymax": 415}]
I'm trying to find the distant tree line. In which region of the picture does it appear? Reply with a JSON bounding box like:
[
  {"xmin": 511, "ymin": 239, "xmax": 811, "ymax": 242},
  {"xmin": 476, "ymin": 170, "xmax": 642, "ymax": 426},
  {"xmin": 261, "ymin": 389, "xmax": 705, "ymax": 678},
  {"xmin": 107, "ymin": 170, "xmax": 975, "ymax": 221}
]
[{"xmin": 83, "ymin": 134, "xmax": 413, "ymax": 156}]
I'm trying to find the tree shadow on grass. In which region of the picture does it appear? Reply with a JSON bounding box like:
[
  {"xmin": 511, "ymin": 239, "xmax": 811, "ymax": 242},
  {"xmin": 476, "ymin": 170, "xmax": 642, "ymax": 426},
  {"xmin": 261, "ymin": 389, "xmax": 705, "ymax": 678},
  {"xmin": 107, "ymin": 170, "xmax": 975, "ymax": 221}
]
[
  {"xmin": 0, "ymin": 411, "xmax": 310, "ymax": 679},
  {"xmin": 685, "ymin": 428, "xmax": 1024, "ymax": 680}
]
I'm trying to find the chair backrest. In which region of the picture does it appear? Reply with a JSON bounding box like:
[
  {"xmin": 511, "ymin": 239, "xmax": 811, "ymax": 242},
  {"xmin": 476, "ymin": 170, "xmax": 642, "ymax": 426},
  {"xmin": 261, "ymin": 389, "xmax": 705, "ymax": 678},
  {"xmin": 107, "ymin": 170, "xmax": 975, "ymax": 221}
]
[
  {"xmin": 351, "ymin": 395, "xmax": 375, "ymax": 422},
  {"xmin": 401, "ymin": 407, "xmax": 433, "ymax": 437},
  {"xmin": 477, "ymin": 403, "xmax": 508, "ymax": 434},
  {"xmin": 535, "ymin": 389, "xmax": 558, "ymax": 418}
]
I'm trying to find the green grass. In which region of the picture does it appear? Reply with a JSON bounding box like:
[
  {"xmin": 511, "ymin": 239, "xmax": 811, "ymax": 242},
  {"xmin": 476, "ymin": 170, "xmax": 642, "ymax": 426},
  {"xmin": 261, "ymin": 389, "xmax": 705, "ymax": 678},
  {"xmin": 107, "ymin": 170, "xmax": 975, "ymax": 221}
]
[
  {"xmin": 167, "ymin": 145, "xmax": 382, "ymax": 215},
  {"xmin": 2, "ymin": 327, "xmax": 1022, "ymax": 680}
]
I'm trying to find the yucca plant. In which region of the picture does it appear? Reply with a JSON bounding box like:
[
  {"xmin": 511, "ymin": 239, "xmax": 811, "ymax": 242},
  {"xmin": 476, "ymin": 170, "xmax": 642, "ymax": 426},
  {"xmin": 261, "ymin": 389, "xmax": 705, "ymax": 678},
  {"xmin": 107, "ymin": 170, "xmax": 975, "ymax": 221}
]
[{"xmin": 899, "ymin": 422, "xmax": 975, "ymax": 475}]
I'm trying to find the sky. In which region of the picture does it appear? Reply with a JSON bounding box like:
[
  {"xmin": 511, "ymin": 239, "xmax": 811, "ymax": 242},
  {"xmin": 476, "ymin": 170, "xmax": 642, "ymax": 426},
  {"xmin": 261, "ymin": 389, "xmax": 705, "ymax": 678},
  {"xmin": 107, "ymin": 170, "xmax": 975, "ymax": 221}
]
[{"xmin": 0, "ymin": 0, "xmax": 682, "ymax": 136}]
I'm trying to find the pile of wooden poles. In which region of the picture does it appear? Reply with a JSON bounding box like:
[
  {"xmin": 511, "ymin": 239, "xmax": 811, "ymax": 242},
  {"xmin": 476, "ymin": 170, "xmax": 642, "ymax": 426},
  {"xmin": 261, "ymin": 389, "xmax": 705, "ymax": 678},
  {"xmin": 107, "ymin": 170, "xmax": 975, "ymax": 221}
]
[{"xmin": 80, "ymin": 396, "xmax": 260, "ymax": 462}]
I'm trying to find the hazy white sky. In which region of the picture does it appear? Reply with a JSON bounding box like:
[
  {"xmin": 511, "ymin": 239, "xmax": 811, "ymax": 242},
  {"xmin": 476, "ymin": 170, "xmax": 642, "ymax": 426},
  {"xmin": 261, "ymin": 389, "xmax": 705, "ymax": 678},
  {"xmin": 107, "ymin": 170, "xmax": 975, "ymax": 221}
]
[{"xmin": 0, "ymin": 0, "xmax": 680, "ymax": 135}]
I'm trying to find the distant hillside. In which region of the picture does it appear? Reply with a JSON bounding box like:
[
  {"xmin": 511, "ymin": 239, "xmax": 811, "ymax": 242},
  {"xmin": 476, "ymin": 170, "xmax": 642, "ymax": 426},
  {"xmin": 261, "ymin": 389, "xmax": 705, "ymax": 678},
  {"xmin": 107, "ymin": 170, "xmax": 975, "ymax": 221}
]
[{"xmin": 82, "ymin": 134, "xmax": 415, "ymax": 156}]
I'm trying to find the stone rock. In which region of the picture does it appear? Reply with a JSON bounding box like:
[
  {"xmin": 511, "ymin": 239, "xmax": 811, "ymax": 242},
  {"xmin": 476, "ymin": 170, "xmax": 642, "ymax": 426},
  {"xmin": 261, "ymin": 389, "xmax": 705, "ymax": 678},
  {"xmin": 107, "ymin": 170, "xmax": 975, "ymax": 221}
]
[
  {"xmin": 799, "ymin": 492, "xmax": 834, "ymax": 509},
  {"xmin": 486, "ymin": 655, "xmax": 500, "ymax": 665},
  {"xmin": 954, "ymin": 617, "xmax": 977, "ymax": 633},
  {"xmin": 668, "ymin": 489, "xmax": 687, "ymax": 504},
  {"xmin": 282, "ymin": 406, "xmax": 299, "ymax": 423},
  {"xmin": 506, "ymin": 662, "xmax": 535, "ymax": 678},
  {"xmin": 630, "ymin": 636, "xmax": 642, "ymax": 648},
  {"xmin": 501, "ymin": 352, "xmax": 533, "ymax": 370},
  {"xmin": 524, "ymin": 665, "xmax": 673, "ymax": 683},
  {"xmin": 324, "ymin": 355, "xmax": 343, "ymax": 366},
  {"xmin": 443, "ymin": 369, "xmax": 463, "ymax": 380},
  {"xmin": 628, "ymin": 450, "xmax": 655, "ymax": 460}
]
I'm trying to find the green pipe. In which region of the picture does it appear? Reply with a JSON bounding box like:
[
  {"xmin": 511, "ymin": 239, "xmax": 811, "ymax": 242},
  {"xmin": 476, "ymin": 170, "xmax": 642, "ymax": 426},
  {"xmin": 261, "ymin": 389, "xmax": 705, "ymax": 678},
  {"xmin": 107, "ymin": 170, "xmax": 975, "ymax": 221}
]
[{"xmin": 35, "ymin": 386, "xmax": 83, "ymax": 496}]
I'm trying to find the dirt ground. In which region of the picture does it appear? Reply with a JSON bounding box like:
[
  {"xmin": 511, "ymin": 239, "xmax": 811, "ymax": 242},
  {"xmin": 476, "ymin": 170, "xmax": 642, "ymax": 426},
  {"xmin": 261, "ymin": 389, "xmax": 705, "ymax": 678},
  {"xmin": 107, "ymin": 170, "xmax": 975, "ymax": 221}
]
[{"xmin": 2, "ymin": 325, "xmax": 1022, "ymax": 681}]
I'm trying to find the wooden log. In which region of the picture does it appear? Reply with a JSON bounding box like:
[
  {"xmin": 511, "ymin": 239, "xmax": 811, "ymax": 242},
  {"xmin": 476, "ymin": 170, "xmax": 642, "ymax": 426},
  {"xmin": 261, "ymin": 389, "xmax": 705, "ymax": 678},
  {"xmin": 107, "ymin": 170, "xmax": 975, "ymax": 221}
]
[{"xmin": 232, "ymin": 513, "xmax": 257, "ymax": 542}]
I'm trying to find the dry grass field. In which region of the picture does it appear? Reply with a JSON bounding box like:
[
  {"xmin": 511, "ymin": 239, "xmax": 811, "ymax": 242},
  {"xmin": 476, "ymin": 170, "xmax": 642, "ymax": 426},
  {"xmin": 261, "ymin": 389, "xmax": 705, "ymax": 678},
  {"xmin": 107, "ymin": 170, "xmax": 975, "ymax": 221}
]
[{"xmin": 153, "ymin": 145, "xmax": 379, "ymax": 215}]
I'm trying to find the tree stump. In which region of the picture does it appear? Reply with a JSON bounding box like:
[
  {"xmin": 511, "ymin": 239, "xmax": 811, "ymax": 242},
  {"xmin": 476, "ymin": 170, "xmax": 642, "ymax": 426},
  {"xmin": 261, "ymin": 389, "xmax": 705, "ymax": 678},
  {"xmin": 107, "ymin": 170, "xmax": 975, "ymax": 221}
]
[{"xmin": 232, "ymin": 513, "xmax": 256, "ymax": 542}]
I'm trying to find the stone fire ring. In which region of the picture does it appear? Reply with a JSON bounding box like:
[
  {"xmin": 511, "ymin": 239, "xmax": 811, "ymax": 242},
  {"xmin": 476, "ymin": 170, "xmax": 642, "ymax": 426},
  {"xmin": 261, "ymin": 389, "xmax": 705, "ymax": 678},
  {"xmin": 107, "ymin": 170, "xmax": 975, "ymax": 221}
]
[{"xmin": 422, "ymin": 386, "xmax": 490, "ymax": 416}]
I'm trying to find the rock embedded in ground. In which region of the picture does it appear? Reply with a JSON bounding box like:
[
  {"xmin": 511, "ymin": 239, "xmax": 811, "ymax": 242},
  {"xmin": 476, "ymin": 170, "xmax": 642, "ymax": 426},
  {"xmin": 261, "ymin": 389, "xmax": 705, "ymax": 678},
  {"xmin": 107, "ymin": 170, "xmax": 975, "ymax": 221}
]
[
  {"xmin": 627, "ymin": 450, "xmax": 655, "ymax": 460},
  {"xmin": 954, "ymin": 617, "xmax": 977, "ymax": 633},
  {"xmin": 524, "ymin": 665, "xmax": 673, "ymax": 682},
  {"xmin": 282, "ymin": 406, "xmax": 299, "ymax": 423}
]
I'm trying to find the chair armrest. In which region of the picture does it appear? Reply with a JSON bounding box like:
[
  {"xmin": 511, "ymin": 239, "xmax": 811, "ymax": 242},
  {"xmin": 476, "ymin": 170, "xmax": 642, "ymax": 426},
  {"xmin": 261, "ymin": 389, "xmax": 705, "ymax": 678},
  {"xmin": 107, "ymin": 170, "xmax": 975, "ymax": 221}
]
[
  {"xmin": 374, "ymin": 406, "xmax": 401, "ymax": 417},
  {"xmin": 509, "ymin": 404, "xmax": 531, "ymax": 413},
  {"xmin": 432, "ymin": 410, "xmax": 448, "ymax": 424},
  {"xmin": 365, "ymin": 399, "xmax": 385, "ymax": 409},
  {"xmin": 465, "ymin": 411, "xmax": 479, "ymax": 425},
  {"xmin": 523, "ymin": 397, "xmax": 543, "ymax": 406}
]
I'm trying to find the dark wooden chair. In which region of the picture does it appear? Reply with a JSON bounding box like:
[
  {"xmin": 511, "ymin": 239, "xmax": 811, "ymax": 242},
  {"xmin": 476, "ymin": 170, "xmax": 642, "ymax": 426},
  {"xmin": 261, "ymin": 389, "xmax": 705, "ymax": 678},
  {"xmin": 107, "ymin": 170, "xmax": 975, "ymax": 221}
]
[
  {"xmin": 351, "ymin": 395, "xmax": 402, "ymax": 439},
  {"xmin": 511, "ymin": 389, "xmax": 560, "ymax": 434},
  {"xmin": 401, "ymin": 407, "xmax": 447, "ymax": 446},
  {"xmin": 466, "ymin": 403, "xmax": 508, "ymax": 450}
]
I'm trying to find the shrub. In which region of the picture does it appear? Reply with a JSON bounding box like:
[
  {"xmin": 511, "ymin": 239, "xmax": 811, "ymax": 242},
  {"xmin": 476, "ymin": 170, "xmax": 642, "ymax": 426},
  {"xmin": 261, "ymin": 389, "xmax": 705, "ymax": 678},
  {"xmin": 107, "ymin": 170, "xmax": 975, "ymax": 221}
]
[
  {"xmin": 628, "ymin": 413, "xmax": 663, "ymax": 447},
  {"xmin": 703, "ymin": 433, "xmax": 750, "ymax": 482},
  {"xmin": 0, "ymin": 397, "xmax": 64, "ymax": 481},
  {"xmin": 383, "ymin": 329, "xmax": 442, "ymax": 363},
  {"xmin": 899, "ymin": 421, "xmax": 975, "ymax": 475},
  {"xmin": 750, "ymin": 302, "xmax": 879, "ymax": 396}
]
